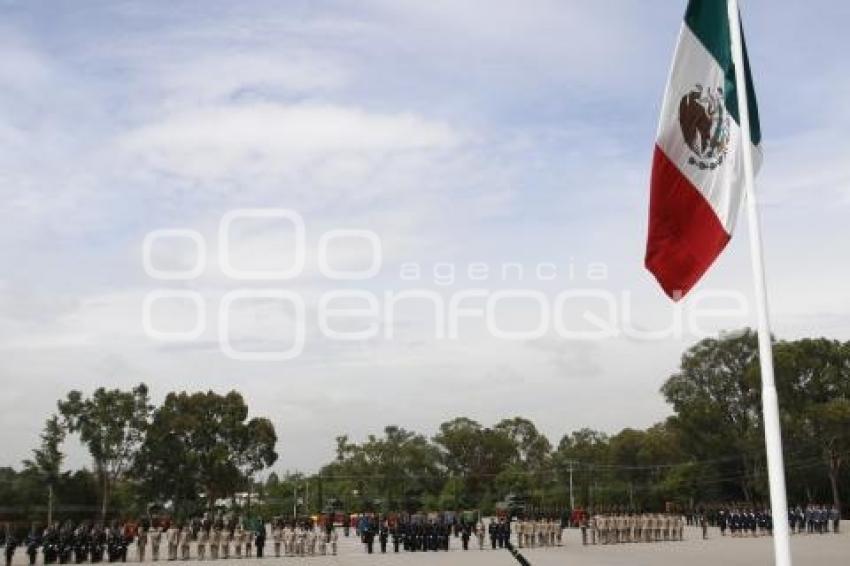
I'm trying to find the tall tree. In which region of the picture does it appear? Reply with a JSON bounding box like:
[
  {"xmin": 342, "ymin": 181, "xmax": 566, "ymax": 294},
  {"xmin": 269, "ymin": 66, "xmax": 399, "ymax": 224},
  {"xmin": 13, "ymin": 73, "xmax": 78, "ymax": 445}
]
[
  {"xmin": 777, "ymin": 338, "xmax": 850, "ymax": 511},
  {"xmin": 661, "ymin": 330, "xmax": 766, "ymax": 501},
  {"xmin": 22, "ymin": 415, "xmax": 66, "ymax": 524},
  {"xmin": 494, "ymin": 417, "xmax": 552, "ymax": 470},
  {"xmin": 58, "ymin": 384, "xmax": 151, "ymax": 520},
  {"xmin": 135, "ymin": 390, "xmax": 278, "ymax": 513}
]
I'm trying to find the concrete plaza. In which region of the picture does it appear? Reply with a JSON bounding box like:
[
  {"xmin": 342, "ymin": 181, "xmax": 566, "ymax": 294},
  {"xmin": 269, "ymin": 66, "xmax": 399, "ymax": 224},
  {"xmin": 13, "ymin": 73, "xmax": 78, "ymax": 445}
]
[{"xmin": 12, "ymin": 525, "xmax": 847, "ymax": 566}]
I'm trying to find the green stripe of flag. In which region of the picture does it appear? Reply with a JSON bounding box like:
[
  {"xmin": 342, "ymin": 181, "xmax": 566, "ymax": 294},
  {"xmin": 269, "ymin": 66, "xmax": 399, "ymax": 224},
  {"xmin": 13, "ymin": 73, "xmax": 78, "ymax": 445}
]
[{"xmin": 684, "ymin": 0, "xmax": 761, "ymax": 145}]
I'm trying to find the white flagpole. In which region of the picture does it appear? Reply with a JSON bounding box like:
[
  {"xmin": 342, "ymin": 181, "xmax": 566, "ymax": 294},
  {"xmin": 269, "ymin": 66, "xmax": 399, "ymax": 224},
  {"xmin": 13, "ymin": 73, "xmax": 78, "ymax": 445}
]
[{"xmin": 727, "ymin": 1, "xmax": 792, "ymax": 565}]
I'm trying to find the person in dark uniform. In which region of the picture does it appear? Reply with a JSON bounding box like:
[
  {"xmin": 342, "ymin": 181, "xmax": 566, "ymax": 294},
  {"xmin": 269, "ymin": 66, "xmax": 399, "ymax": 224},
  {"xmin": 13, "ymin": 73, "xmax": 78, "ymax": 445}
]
[
  {"xmin": 391, "ymin": 523, "xmax": 401, "ymax": 553},
  {"xmin": 26, "ymin": 524, "xmax": 41, "ymax": 566},
  {"xmin": 378, "ymin": 522, "xmax": 388, "ymax": 554},
  {"xmin": 255, "ymin": 521, "xmax": 266, "ymax": 558},
  {"xmin": 58, "ymin": 521, "xmax": 74, "ymax": 564},
  {"xmin": 3, "ymin": 523, "xmax": 16, "ymax": 566},
  {"xmin": 74, "ymin": 522, "xmax": 90, "ymax": 564},
  {"xmin": 43, "ymin": 524, "xmax": 59, "ymax": 564},
  {"xmin": 488, "ymin": 520, "xmax": 497, "ymax": 549},
  {"xmin": 461, "ymin": 522, "xmax": 471, "ymax": 550},
  {"xmin": 497, "ymin": 519, "xmax": 508, "ymax": 548},
  {"xmin": 363, "ymin": 522, "xmax": 375, "ymax": 554}
]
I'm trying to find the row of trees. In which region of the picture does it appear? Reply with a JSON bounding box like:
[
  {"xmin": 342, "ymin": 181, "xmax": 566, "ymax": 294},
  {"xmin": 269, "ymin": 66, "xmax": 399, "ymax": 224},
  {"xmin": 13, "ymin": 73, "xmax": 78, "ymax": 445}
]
[
  {"xmin": 301, "ymin": 331, "xmax": 850, "ymax": 516},
  {"xmin": 2, "ymin": 329, "xmax": 848, "ymax": 523},
  {"xmin": 3, "ymin": 388, "xmax": 277, "ymax": 523}
]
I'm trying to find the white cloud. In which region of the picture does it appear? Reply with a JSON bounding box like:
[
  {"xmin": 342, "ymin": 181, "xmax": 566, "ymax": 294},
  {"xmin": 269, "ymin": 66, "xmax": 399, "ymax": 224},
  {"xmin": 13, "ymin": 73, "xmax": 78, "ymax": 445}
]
[{"xmin": 119, "ymin": 102, "xmax": 463, "ymax": 181}]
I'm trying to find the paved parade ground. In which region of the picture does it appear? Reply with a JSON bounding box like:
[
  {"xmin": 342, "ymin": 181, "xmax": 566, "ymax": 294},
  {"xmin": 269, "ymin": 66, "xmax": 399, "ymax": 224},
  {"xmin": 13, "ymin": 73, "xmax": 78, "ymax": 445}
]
[{"xmin": 11, "ymin": 526, "xmax": 847, "ymax": 566}]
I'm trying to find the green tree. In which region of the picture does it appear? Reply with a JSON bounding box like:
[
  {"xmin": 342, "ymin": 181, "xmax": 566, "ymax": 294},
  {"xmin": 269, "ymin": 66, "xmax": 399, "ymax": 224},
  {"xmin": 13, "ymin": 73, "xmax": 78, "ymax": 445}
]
[
  {"xmin": 22, "ymin": 415, "xmax": 66, "ymax": 524},
  {"xmin": 494, "ymin": 417, "xmax": 552, "ymax": 470},
  {"xmin": 135, "ymin": 390, "xmax": 277, "ymax": 515},
  {"xmin": 777, "ymin": 338, "xmax": 850, "ymax": 511},
  {"xmin": 320, "ymin": 426, "xmax": 443, "ymax": 513},
  {"xmin": 661, "ymin": 330, "xmax": 766, "ymax": 501},
  {"xmin": 554, "ymin": 428, "xmax": 610, "ymax": 508},
  {"xmin": 58, "ymin": 384, "xmax": 151, "ymax": 520}
]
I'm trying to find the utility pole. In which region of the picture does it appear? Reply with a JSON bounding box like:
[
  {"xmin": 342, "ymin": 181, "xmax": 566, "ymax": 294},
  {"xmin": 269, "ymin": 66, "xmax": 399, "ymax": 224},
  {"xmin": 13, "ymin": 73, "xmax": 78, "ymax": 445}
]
[
  {"xmin": 317, "ymin": 474, "xmax": 324, "ymax": 514},
  {"xmin": 568, "ymin": 460, "xmax": 575, "ymax": 511},
  {"xmin": 47, "ymin": 484, "xmax": 54, "ymax": 526}
]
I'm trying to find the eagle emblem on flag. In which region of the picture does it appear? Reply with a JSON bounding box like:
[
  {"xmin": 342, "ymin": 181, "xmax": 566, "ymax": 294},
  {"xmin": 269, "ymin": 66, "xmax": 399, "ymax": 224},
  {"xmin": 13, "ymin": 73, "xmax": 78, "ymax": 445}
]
[{"xmin": 679, "ymin": 84, "xmax": 731, "ymax": 170}]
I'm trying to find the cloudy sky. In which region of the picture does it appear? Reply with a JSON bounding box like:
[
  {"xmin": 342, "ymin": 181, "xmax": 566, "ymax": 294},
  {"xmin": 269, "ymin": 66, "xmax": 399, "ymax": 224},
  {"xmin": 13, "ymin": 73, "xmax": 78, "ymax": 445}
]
[{"xmin": 1, "ymin": 0, "xmax": 848, "ymax": 474}]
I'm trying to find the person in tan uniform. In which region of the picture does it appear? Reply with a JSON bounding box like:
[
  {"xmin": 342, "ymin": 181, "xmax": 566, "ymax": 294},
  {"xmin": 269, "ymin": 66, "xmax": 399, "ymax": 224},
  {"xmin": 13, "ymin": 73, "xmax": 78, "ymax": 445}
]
[
  {"xmin": 165, "ymin": 522, "xmax": 179, "ymax": 561},
  {"xmin": 150, "ymin": 524, "xmax": 162, "ymax": 562},
  {"xmin": 179, "ymin": 524, "xmax": 191, "ymax": 560},
  {"xmin": 136, "ymin": 523, "xmax": 148, "ymax": 562},
  {"xmin": 209, "ymin": 522, "xmax": 220, "ymax": 560},
  {"xmin": 245, "ymin": 525, "xmax": 254, "ymax": 558},
  {"xmin": 272, "ymin": 521, "xmax": 282, "ymax": 558},
  {"xmin": 197, "ymin": 525, "xmax": 208, "ymax": 560},
  {"xmin": 221, "ymin": 522, "xmax": 231, "ymax": 560},
  {"xmin": 233, "ymin": 524, "xmax": 244, "ymax": 559}
]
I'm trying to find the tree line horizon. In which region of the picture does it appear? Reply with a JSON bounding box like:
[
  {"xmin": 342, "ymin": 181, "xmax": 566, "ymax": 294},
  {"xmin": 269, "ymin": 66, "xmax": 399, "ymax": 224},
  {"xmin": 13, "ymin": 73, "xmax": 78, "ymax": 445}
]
[{"xmin": 1, "ymin": 328, "xmax": 848, "ymax": 525}]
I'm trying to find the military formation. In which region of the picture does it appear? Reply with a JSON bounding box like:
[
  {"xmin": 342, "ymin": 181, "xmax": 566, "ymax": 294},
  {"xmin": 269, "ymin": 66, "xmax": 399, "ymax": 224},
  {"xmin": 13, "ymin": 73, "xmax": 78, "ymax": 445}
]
[
  {"xmin": 352, "ymin": 515, "xmax": 562, "ymax": 555},
  {"xmin": 2, "ymin": 521, "xmax": 137, "ymax": 566},
  {"xmin": 510, "ymin": 518, "xmax": 563, "ymax": 549},
  {"xmin": 357, "ymin": 518, "xmax": 455, "ymax": 554},
  {"xmin": 584, "ymin": 513, "xmax": 685, "ymax": 545},
  {"xmin": 788, "ymin": 504, "xmax": 841, "ymax": 534},
  {"xmin": 710, "ymin": 503, "xmax": 841, "ymax": 537},
  {"xmin": 715, "ymin": 508, "xmax": 773, "ymax": 537},
  {"xmin": 0, "ymin": 515, "xmax": 342, "ymax": 566},
  {"xmin": 266, "ymin": 519, "xmax": 337, "ymax": 557}
]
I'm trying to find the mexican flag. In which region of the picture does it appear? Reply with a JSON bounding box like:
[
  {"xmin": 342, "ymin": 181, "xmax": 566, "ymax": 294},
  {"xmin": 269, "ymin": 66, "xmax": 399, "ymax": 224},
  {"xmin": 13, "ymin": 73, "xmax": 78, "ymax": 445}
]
[{"xmin": 645, "ymin": 0, "xmax": 761, "ymax": 300}]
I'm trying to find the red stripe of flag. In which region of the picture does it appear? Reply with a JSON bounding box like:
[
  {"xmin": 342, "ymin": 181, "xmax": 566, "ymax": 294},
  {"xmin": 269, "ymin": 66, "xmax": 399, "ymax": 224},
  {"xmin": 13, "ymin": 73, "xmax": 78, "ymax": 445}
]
[{"xmin": 645, "ymin": 145, "xmax": 730, "ymax": 300}]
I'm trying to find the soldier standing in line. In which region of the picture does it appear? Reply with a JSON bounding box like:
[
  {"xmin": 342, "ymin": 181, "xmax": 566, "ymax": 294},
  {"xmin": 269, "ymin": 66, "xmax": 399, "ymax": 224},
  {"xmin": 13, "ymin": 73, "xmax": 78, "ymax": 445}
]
[
  {"xmin": 308, "ymin": 525, "xmax": 317, "ymax": 556},
  {"xmin": 488, "ymin": 520, "xmax": 497, "ymax": 550},
  {"xmin": 461, "ymin": 522, "xmax": 471, "ymax": 551},
  {"xmin": 209, "ymin": 520, "xmax": 220, "ymax": 561},
  {"xmin": 178, "ymin": 524, "xmax": 190, "ymax": 561},
  {"xmin": 330, "ymin": 526, "xmax": 338, "ymax": 556},
  {"xmin": 245, "ymin": 523, "xmax": 254, "ymax": 558},
  {"xmin": 137, "ymin": 521, "xmax": 148, "ymax": 562},
  {"xmin": 3, "ymin": 523, "xmax": 16, "ymax": 566},
  {"xmin": 557, "ymin": 516, "xmax": 564, "ymax": 546},
  {"xmin": 271, "ymin": 520, "xmax": 282, "ymax": 558},
  {"xmin": 391, "ymin": 523, "xmax": 401, "ymax": 553},
  {"xmin": 475, "ymin": 521, "xmax": 485, "ymax": 550},
  {"xmin": 165, "ymin": 522, "xmax": 178, "ymax": 561},
  {"xmin": 26, "ymin": 524, "xmax": 41, "ymax": 566},
  {"xmin": 378, "ymin": 522, "xmax": 389, "ymax": 554},
  {"xmin": 221, "ymin": 520, "xmax": 232, "ymax": 560},
  {"xmin": 285, "ymin": 523, "xmax": 295, "ymax": 557},
  {"xmin": 233, "ymin": 523, "xmax": 243, "ymax": 559},
  {"xmin": 255, "ymin": 521, "xmax": 266, "ymax": 558},
  {"xmin": 184, "ymin": 523, "xmax": 194, "ymax": 561},
  {"xmin": 196, "ymin": 521, "xmax": 207, "ymax": 561},
  {"xmin": 149, "ymin": 524, "xmax": 162, "ymax": 562},
  {"xmin": 363, "ymin": 522, "xmax": 375, "ymax": 554}
]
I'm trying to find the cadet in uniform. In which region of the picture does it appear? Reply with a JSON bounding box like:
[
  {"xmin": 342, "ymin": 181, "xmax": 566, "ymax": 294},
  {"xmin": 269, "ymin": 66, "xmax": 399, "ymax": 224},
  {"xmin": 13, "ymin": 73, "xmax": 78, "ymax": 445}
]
[
  {"xmin": 150, "ymin": 524, "xmax": 162, "ymax": 562},
  {"xmin": 196, "ymin": 521, "xmax": 208, "ymax": 561},
  {"xmin": 179, "ymin": 523, "xmax": 191, "ymax": 560}
]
